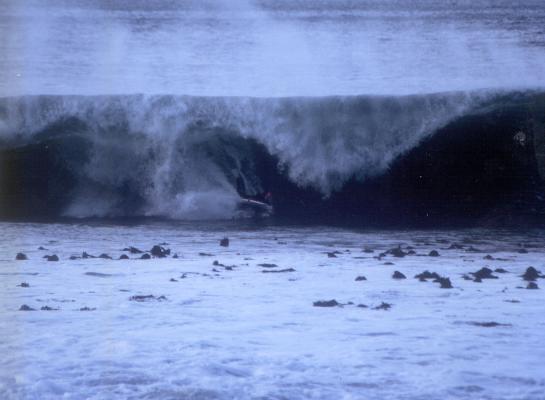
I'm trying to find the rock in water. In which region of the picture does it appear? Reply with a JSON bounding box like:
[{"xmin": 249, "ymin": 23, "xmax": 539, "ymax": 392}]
[
  {"xmin": 428, "ymin": 250, "xmax": 440, "ymax": 257},
  {"xmin": 220, "ymin": 238, "xmax": 229, "ymax": 247},
  {"xmin": 313, "ymin": 300, "xmax": 340, "ymax": 307},
  {"xmin": 19, "ymin": 304, "xmax": 36, "ymax": 311},
  {"xmin": 415, "ymin": 270, "xmax": 441, "ymax": 281},
  {"xmin": 355, "ymin": 276, "xmax": 367, "ymax": 281},
  {"xmin": 119, "ymin": 254, "xmax": 129, "ymax": 260},
  {"xmin": 140, "ymin": 253, "xmax": 151, "ymax": 260},
  {"xmin": 436, "ymin": 277, "xmax": 453, "ymax": 289},
  {"xmin": 522, "ymin": 267, "xmax": 541, "ymax": 281},
  {"xmin": 471, "ymin": 267, "xmax": 498, "ymax": 280},
  {"xmin": 15, "ymin": 253, "xmax": 28, "ymax": 260},
  {"xmin": 527, "ymin": 282, "xmax": 539, "ymax": 289},
  {"xmin": 392, "ymin": 271, "xmax": 406, "ymax": 279},
  {"xmin": 45, "ymin": 255, "xmax": 59, "ymax": 262},
  {"xmin": 98, "ymin": 253, "xmax": 112, "ymax": 259},
  {"xmin": 150, "ymin": 245, "xmax": 170, "ymax": 258},
  {"xmin": 373, "ymin": 302, "xmax": 392, "ymax": 310}
]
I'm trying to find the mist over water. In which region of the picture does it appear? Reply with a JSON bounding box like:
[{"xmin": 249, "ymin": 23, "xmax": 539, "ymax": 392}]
[{"xmin": 2, "ymin": 0, "xmax": 545, "ymax": 96}]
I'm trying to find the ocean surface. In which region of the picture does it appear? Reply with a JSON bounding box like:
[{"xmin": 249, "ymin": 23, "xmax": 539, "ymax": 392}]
[{"xmin": 1, "ymin": 222, "xmax": 545, "ymax": 399}]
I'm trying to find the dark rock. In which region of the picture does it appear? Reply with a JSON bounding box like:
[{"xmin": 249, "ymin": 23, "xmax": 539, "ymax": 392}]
[
  {"xmin": 213, "ymin": 260, "xmax": 221, "ymax": 266},
  {"xmin": 449, "ymin": 243, "xmax": 464, "ymax": 250},
  {"xmin": 262, "ymin": 268, "xmax": 295, "ymax": 273},
  {"xmin": 494, "ymin": 268, "xmax": 509, "ymax": 273},
  {"xmin": 15, "ymin": 253, "xmax": 28, "ymax": 260},
  {"xmin": 436, "ymin": 277, "xmax": 453, "ymax": 289},
  {"xmin": 220, "ymin": 238, "xmax": 229, "ymax": 247},
  {"xmin": 392, "ymin": 271, "xmax": 406, "ymax": 279},
  {"xmin": 140, "ymin": 253, "xmax": 151, "ymax": 260},
  {"xmin": 415, "ymin": 271, "xmax": 441, "ymax": 281},
  {"xmin": 484, "ymin": 255, "xmax": 494, "ymax": 260},
  {"xmin": 258, "ymin": 263, "xmax": 278, "ymax": 268},
  {"xmin": 518, "ymin": 248, "xmax": 528, "ymax": 254},
  {"xmin": 129, "ymin": 295, "xmax": 167, "ymax": 302},
  {"xmin": 327, "ymin": 252, "xmax": 337, "ymax": 258},
  {"xmin": 389, "ymin": 247, "xmax": 407, "ymax": 258},
  {"xmin": 19, "ymin": 304, "xmax": 35, "ymax": 311},
  {"xmin": 504, "ymin": 299, "xmax": 520, "ymax": 303},
  {"xmin": 123, "ymin": 246, "xmax": 144, "ymax": 254},
  {"xmin": 383, "ymin": 262, "xmax": 394, "ymax": 265},
  {"xmin": 428, "ymin": 250, "xmax": 440, "ymax": 257},
  {"xmin": 69, "ymin": 255, "xmax": 80, "ymax": 260},
  {"xmin": 172, "ymin": 253, "xmax": 179, "ymax": 259},
  {"xmin": 407, "ymin": 250, "xmax": 416, "ymax": 255},
  {"xmin": 313, "ymin": 300, "xmax": 340, "ymax": 307},
  {"xmin": 38, "ymin": 246, "xmax": 47, "ymax": 250},
  {"xmin": 470, "ymin": 267, "xmax": 498, "ymax": 280},
  {"xmin": 80, "ymin": 307, "xmax": 96, "ymax": 311},
  {"xmin": 45, "ymin": 255, "xmax": 59, "ymax": 262},
  {"xmin": 18, "ymin": 282, "xmax": 30, "ymax": 288},
  {"xmin": 355, "ymin": 276, "xmax": 367, "ymax": 281},
  {"xmin": 40, "ymin": 306, "xmax": 58, "ymax": 311},
  {"xmin": 119, "ymin": 254, "xmax": 129, "ymax": 260},
  {"xmin": 467, "ymin": 321, "xmax": 511, "ymax": 327},
  {"xmin": 98, "ymin": 253, "xmax": 112, "ymax": 259},
  {"xmin": 527, "ymin": 282, "xmax": 539, "ymax": 289},
  {"xmin": 363, "ymin": 248, "xmax": 374, "ymax": 253},
  {"xmin": 170, "ymin": 278, "xmax": 178, "ymax": 282},
  {"xmin": 462, "ymin": 274, "xmax": 473, "ymax": 281},
  {"xmin": 199, "ymin": 252, "xmax": 213, "ymax": 257},
  {"xmin": 84, "ymin": 272, "xmax": 112, "ymax": 277},
  {"xmin": 357, "ymin": 304, "xmax": 368, "ymax": 308},
  {"xmin": 224, "ymin": 266, "xmax": 234, "ymax": 271},
  {"xmin": 474, "ymin": 277, "xmax": 482, "ymax": 283},
  {"xmin": 373, "ymin": 302, "xmax": 392, "ymax": 310},
  {"xmin": 522, "ymin": 267, "xmax": 541, "ymax": 281},
  {"xmin": 151, "ymin": 245, "xmax": 170, "ymax": 258},
  {"xmin": 82, "ymin": 252, "xmax": 95, "ymax": 259}
]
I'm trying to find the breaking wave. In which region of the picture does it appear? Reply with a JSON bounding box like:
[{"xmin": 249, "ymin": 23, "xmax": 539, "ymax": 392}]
[{"xmin": 0, "ymin": 90, "xmax": 544, "ymax": 224}]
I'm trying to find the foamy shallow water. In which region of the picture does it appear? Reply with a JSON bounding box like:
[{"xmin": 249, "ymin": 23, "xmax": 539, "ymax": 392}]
[{"xmin": 1, "ymin": 222, "xmax": 544, "ymax": 399}]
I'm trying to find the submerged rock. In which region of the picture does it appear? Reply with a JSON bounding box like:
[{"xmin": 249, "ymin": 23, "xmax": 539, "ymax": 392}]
[
  {"xmin": 19, "ymin": 304, "xmax": 35, "ymax": 311},
  {"xmin": 522, "ymin": 267, "xmax": 541, "ymax": 281},
  {"xmin": 392, "ymin": 271, "xmax": 406, "ymax": 279},
  {"xmin": 15, "ymin": 253, "xmax": 28, "ymax": 260},
  {"xmin": 129, "ymin": 295, "xmax": 167, "ymax": 302},
  {"xmin": 172, "ymin": 253, "xmax": 179, "ymax": 259},
  {"xmin": 436, "ymin": 277, "xmax": 453, "ymax": 289},
  {"xmin": 327, "ymin": 252, "xmax": 338, "ymax": 258},
  {"xmin": 220, "ymin": 237, "xmax": 229, "ymax": 247},
  {"xmin": 45, "ymin": 255, "xmax": 59, "ymax": 262},
  {"xmin": 123, "ymin": 246, "xmax": 144, "ymax": 254},
  {"xmin": 313, "ymin": 299, "xmax": 340, "ymax": 307},
  {"xmin": 38, "ymin": 246, "xmax": 48, "ymax": 250},
  {"xmin": 82, "ymin": 252, "xmax": 95, "ymax": 259},
  {"xmin": 119, "ymin": 254, "xmax": 129, "ymax": 260},
  {"xmin": 518, "ymin": 248, "xmax": 528, "ymax": 254},
  {"xmin": 258, "ymin": 263, "xmax": 278, "ymax": 268},
  {"xmin": 18, "ymin": 282, "xmax": 30, "ymax": 288},
  {"xmin": 373, "ymin": 302, "xmax": 392, "ymax": 310},
  {"xmin": 355, "ymin": 276, "xmax": 367, "ymax": 281},
  {"xmin": 362, "ymin": 247, "xmax": 374, "ymax": 253},
  {"xmin": 389, "ymin": 247, "xmax": 407, "ymax": 258},
  {"xmin": 80, "ymin": 307, "xmax": 96, "ymax": 311},
  {"xmin": 41, "ymin": 306, "xmax": 58, "ymax": 311},
  {"xmin": 527, "ymin": 282, "xmax": 539, "ymax": 289},
  {"xmin": 140, "ymin": 253, "xmax": 151, "ymax": 260},
  {"xmin": 428, "ymin": 250, "xmax": 440, "ymax": 257},
  {"xmin": 98, "ymin": 253, "xmax": 112, "ymax": 259},
  {"xmin": 494, "ymin": 268, "xmax": 509, "ymax": 273},
  {"xmin": 415, "ymin": 271, "xmax": 441, "ymax": 281},
  {"xmin": 467, "ymin": 321, "xmax": 511, "ymax": 327},
  {"xmin": 262, "ymin": 268, "xmax": 295, "ymax": 273}
]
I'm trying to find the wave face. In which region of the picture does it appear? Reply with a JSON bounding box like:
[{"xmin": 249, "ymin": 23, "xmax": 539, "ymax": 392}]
[{"xmin": 1, "ymin": 90, "xmax": 544, "ymax": 224}]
